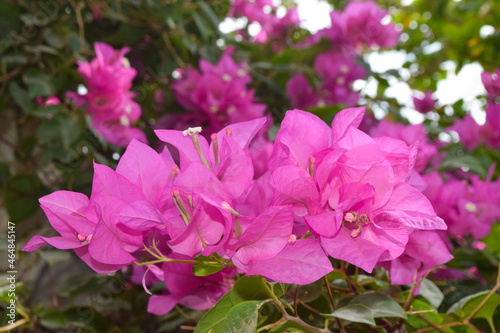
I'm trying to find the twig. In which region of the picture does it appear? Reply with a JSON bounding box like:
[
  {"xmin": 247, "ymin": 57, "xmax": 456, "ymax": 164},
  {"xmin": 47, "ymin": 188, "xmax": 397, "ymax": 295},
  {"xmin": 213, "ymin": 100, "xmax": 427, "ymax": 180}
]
[
  {"xmin": 161, "ymin": 31, "xmax": 186, "ymax": 69},
  {"xmin": 324, "ymin": 276, "xmax": 345, "ymax": 333},
  {"xmin": 0, "ymin": 319, "xmax": 29, "ymax": 332}
]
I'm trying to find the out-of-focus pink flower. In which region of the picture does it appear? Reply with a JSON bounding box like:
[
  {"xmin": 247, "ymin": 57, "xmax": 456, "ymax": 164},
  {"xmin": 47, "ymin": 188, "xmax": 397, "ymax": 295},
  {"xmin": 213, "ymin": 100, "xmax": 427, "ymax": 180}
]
[
  {"xmin": 36, "ymin": 96, "xmax": 61, "ymax": 107},
  {"xmin": 286, "ymin": 51, "xmax": 366, "ymax": 109},
  {"xmin": 342, "ymin": 1, "xmax": 401, "ymax": 49},
  {"xmin": 481, "ymin": 69, "xmax": 500, "ymax": 99},
  {"xmin": 170, "ymin": 48, "xmax": 266, "ymax": 136},
  {"xmin": 67, "ymin": 42, "xmax": 146, "ymax": 147},
  {"xmin": 483, "ymin": 102, "xmax": 500, "ymax": 148},
  {"xmin": 423, "ymin": 171, "xmax": 500, "ymax": 239},
  {"xmin": 286, "ymin": 74, "xmax": 318, "ymax": 110},
  {"xmin": 228, "ymin": 0, "xmax": 299, "ymax": 44},
  {"xmin": 382, "ymin": 230, "xmax": 452, "ymax": 290},
  {"xmin": 315, "ymin": 51, "xmax": 366, "ymax": 107},
  {"xmin": 305, "ymin": 0, "xmax": 400, "ymax": 51},
  {"xmin": 447, "ymin": 114, "xmax": 483, "ymax": 150},
  {"xmin": 413, "ymin": 91, "xmax": 435, "ymax": 113}
]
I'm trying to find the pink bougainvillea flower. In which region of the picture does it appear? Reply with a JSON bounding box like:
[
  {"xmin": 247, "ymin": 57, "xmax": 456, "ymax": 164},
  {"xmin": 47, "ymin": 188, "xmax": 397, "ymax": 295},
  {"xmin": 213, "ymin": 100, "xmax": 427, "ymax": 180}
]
[
  {"xmin": 286, "ymin": 74, "xmax": 318, "ymax": 110},
  {"xmin": 307, "ymin": 0, "xmax": 400, "ymax": 51},
  {"xmin": 342, "ymin": 0, "xmax": 401, "ymax": 49},
  {"xmin": 382, "ymin": 230, "xmax": 453, "ymax": 289},
  {"xmin": 483, "ymin": 102, "xmax": 500, "ymax": 148},
  {"xmin": 270, "ymin": 108, "xmax": 445, "ymax": 272},
  {"xmin": 23, "ymin": 191, "xmax": 124, "ymax": 274},
  {"xmin": 447, "ymin": 114, "xmax": 483, "ymax": 150},
  {"xmin": 481, "ymin": 69, "xmax": 500, "ymax": 99},
  {"xmin": 242, "ymin": 238, "xmax": 333, "ymax": 285},
  {"xmin": 171, "ymin": 48, "xmax": 266, "ymax": 135},
  {"xmin": 67, "ymin": 42, "xmax": 145, "ymax": 147},
  {"xmin": 422, "ymin": 171, "xmax": 500, "ymax": 239},
  {"xmin": 314, "ymin": 51, "xmax": 366, "ymax": 107},
  {"xmin": 36, "ymin": 96, "xmax": 61, "ymax": 107},
  {"xmin": 228, "ymin": 0, "xmax": 299, "ymax": 44},
  {"xmin": 413, "ymin": 91, "xmax": 435, "ymax": 113},
  {"xmin": 370, "ymin": 120, "xmax": 437, "ymax": 172}
]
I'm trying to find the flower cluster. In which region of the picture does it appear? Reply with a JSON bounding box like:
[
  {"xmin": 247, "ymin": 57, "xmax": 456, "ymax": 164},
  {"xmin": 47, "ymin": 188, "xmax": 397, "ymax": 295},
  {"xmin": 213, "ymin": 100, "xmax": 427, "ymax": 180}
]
[
  {"xmin": 423, "ymin": 169, "xmax": 500, "ymax": 240},
  {"xmin": 448, "ymin": 68, "xmax": 500, "ymax": 149},
  {"xmin": 287, "ymin": 51, "xmax": 366, "ymax": 109},
  {"xmin": 287, "ymin": 1, "xmax": 400, "ymax": 109},
  {"xmin": 413, "ymin": 90, "xmax": 436, "ymax": 113},
  {"xmin": 169, "ymin": 47, "xmax": 266, "ymax": 136},
  {"xmin": 24, "ymin": 107, "xmax": 450, "ymax": 315},
  {"xmin": 67, "ymin": 43, "xmax": 146, "ymax": 147},
  {"xmin": 228, "ymin": 0, "xmax": 300, "ymax": 44}
]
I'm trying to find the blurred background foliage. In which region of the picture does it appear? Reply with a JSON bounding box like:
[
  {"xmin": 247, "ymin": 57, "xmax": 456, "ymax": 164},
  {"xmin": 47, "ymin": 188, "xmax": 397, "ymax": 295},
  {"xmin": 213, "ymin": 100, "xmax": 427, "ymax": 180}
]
[{"xmin": 0, "ymin": 0, "xmax": 499, "ymax": 332}]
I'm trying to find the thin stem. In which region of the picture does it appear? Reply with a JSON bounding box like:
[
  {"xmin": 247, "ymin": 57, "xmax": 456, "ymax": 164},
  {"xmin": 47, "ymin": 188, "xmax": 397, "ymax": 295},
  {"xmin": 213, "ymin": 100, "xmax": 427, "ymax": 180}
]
[
  {"xmin": 259, "ymin": 277, "xmax": 329, "ymax": 333},
  {"xmin": 134, "ymin": 258, "xmax": 222, "ymax": 266},
  {"xmin": 294, "ymin": 285, "xmax": 299, "ymax": 317},
  {"xmin": 0, "ymin": 318, "xmax": 28, "ymax": 332},
  {"xmin": 324, "ymin": 276, "xmax": 345, "ymax": 333},
  {"xmin": 161, "ymin": 31, "xmax": 186, "ymax": 69},
  {"xmin": 465, "ymin": 264, "xmax": 500, "ymax": 321},
  {"xmin": 414, "ymin": 312, "xmax": 448, "ymax": 333}
]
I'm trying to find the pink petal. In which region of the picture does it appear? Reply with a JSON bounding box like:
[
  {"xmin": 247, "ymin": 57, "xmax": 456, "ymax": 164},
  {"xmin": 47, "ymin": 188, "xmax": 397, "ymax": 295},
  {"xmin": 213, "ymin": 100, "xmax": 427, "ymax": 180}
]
[
  {"xmin": 23, "ymin": 235, "xmax": 84, "ymax": 251},
  {"xmin": 272, "ymin": 166, "xmax": 320, "ymax": 216},
  {"xmin": 228, "ymin": 205, "xmax": 293, "ymax": 264},
  {"xmin": 376, "ymin": 182, "xmax": 447, "ymax": 230},
  {"xmin": 91, "ymin": 162, "xmax": 146, "ymax": 203},
  {"xmin": 270, "ymin": 110, "xmax": 332, "ymax": 170},
  {"xmin": 245, "ymin": 238, "xmax": 333, "ymax": 285},
  {"xmin": 331, "ymin": 107, "xmax": 365, "ymax": 144},
  {"xmin": 117, "ymin": 200, "xmax": 166, "ymax": 231},
  {"xmin": 39, "ymin": 191, "xmax": 93, "ymax": 236},
  {"xmin": 116, "ymin": 139, "xmax": 172, "ymax": 201}
]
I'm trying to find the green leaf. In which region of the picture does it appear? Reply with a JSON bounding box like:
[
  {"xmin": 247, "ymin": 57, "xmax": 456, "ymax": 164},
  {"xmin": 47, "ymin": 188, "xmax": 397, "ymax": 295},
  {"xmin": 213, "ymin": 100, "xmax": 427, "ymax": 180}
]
[
  {"xmin": 24, "ymin": 104, "xmax": 65, "ymax": 118},
  {"xmin": 22, "ymin": 69, "xmax": 56, "ymax": 98},
  {"xmin": 4, "ymin": 175, "xmax": 44, "ymax": 222},
  {"xmin": 38, "ymin": 250, "xmax": 71, "ymax": 266},
  {"xmin": 0, "ymin": 109, "xmax": 17, "ymax": 163},
  {"xmin": 444, "ymin": 290, "xmax": 500, "ymax": 333},
  {"xmin": 222, "ymin": 301, "xmax": 261, "ymax": 333},
  {"xmin": 440, "ymin": 155, "xmax": 487, "ymax": 178},
  {"xmin": 418, "ymin": 279, "xmax": 444, "ymax": 309},
  {"xmin": 194, "ymin": 292, "xmax": 234, "ymax": 333},
  {"xmin": 483, "ymin": 223, "xmax": 500, "ymax": 254},
  {"xmin": 406, "ymin": 298, "xmax": 453, "ymax": 332},
  {"xmin": 40, "ymin": 309, "xmax": 66, "ymax": 329},
  {"xmin": 58, "ymin": 273, "xmax": 110, "ymax": 298},
  {"xmin": 349, "ymin": 292, "xmax": 407, "ymax": 319},
  {"xmin": 230, "ymin": 276, "xmax": 270, "ymax": 305},
  {"xmin": 36, "ymin": 114, "xmax": 80, "ymax": 155},
  {"xmin": 326, "ymin": 304, "xmax": 376, "ymax": 326},
  {"xmin": 270, "ymin": 282, "xmax": 287, "ymax": 298},
  {"xmin": 269, "ymin": 321, "xmax": 309, "ymax": 333},
  {"xmin": 8, "ymin": 82, "xmax": 35, "ymax": 112},
  {"xmin": 192, "ymin": 263, "xmax": 224, "ymax": 276}
]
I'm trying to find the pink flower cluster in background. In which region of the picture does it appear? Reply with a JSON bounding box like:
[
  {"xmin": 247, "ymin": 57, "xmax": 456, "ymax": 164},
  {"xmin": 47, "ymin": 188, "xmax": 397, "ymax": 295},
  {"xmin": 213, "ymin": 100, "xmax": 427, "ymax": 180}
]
[
  {"xmin": 24, "ymin": 107, "xmax": 451, "ymax": 315},
  {"xmin": 168, "ymin": 47, "xmax": 266, "ymax": 136},
  {"xmin": 423, "ymin": 168, "xmax": 500, "ymax": 240},
  {"xmin": 228, "ymin": 0, "xmax": 300, "ymax": 44},
  {"xmin": 287, "ymin": 1, "xmax": 400, "ymax": 109},
  {"xmin": 67, "ymin": 43, "xmax": 146, "ymax": 147},
  {"xmin": 413, "ymin": 90, "xmax": 436, "ymax": 113},
  {"xmin": 448, "ymin": 68, "xmax": 500, "ymax": 149}
]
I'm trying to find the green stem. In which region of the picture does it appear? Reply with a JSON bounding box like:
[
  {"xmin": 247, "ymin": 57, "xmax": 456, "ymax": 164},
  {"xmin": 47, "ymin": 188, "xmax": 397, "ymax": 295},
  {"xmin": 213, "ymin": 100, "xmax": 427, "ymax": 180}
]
[{"xmin": 258, "ymin": 277, "xmax": 330, "ymax": 333}]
